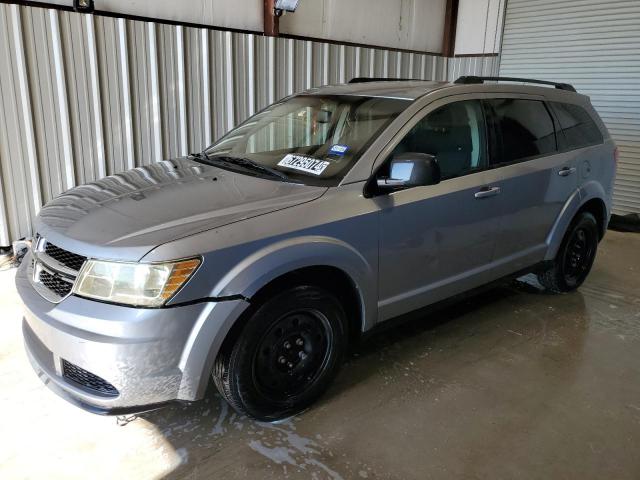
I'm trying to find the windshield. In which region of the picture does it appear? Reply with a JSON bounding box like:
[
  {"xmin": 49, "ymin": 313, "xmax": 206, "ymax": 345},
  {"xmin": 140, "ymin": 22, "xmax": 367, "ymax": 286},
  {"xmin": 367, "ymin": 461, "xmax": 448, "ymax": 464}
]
[{"xmin": 202, "ymin": 95, "xmax": 410, "ymax": 186}]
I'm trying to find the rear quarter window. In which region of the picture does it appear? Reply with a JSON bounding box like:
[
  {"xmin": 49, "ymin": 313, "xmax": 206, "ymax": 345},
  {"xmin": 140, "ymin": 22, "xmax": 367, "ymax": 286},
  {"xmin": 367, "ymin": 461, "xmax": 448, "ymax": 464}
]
[{"xmin": 550, "ymin": 102, "xmax": 603, "ymax": 151}]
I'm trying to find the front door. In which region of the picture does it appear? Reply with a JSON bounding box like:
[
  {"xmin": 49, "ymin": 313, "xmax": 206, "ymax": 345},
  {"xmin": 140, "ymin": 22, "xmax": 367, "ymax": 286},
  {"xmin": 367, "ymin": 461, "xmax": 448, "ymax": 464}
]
[{"xmin": 376, "ymin": 98, "xmax": 503, "ymax": 322}]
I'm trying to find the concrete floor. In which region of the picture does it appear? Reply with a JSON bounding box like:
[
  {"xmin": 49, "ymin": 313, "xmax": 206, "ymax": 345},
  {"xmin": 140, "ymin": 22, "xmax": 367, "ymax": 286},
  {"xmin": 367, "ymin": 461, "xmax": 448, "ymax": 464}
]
[{"xmin": 1, "ymin": 230, "xmax": 639, "ymax": 480}]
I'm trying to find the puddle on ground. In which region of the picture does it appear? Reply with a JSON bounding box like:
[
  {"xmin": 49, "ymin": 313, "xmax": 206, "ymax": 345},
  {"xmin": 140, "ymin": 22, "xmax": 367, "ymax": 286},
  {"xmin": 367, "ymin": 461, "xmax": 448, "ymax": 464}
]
[{"xmin": 141, "ymin": 394, "xmax": 356, "ymax": 479}]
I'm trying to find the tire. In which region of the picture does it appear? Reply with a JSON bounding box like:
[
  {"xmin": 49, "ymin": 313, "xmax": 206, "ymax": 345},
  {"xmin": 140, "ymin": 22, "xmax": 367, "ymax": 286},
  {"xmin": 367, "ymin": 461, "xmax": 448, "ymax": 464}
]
[
  {"xmin": 537, "ymin": 212, "xmax": 599, "ymax": 293},
  {"xmin": 212, "ymin": 285, "xmax": 348, "ymax": 421}
]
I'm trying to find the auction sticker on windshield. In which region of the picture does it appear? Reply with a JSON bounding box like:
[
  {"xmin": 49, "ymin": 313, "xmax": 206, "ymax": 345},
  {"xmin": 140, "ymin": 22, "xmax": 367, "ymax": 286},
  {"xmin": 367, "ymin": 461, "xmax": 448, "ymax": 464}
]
[
  {"xmin": 329, "ymin": 144, "xmax": 349, "ymax": 156},
  {"xmin": 277, "ymin": 154, "xmax": 330, "ymax": 176}
]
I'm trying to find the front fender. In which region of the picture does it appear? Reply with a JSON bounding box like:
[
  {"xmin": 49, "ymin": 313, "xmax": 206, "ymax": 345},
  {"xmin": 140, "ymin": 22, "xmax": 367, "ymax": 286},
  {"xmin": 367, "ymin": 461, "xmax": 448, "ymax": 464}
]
[
  {"xmin": 213, "ymin": 235, "xmax": 377, "ymax": 331},
  {"xmin": 176, "ymin": 235, "xmax": 376, "ymax": 400},
  {"xmin": 177, "ymin": 298, "xmax": 250, "ymax": 401}
]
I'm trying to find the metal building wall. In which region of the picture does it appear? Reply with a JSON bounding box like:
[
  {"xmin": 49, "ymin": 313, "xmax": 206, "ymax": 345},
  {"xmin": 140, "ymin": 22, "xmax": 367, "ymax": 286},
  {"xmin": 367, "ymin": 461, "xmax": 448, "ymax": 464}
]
[
  {"xmin": 499, "ymin": 0, "xmax": 640, "ymax": 215},
  {"xmin": 448, "ymin": 55, "xmax": 499, "ymax": 79},
  {"xmin": 0, "ymin": 3, "xmax": 498, "ymax": 246}
]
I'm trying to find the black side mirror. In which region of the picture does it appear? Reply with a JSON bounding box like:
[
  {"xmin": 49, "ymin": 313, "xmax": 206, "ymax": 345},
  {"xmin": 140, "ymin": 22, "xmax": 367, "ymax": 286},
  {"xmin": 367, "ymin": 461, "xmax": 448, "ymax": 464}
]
[{"xmin": 376, "ymin": 152, "xmax": 441, "ymax": 192}]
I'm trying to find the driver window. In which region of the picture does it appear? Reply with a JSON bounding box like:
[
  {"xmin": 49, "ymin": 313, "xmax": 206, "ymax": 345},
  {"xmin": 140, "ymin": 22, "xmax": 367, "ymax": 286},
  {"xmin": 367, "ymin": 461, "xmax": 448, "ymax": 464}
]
[{"xmin": 389, "ymin": 100, "xmax": 487, "ymax": 180}]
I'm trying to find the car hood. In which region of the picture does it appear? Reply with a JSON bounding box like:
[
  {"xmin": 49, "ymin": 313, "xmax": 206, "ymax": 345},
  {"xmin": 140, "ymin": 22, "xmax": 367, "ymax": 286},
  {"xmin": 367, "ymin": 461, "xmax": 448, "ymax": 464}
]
[{"xmin": 36, "ymin": 157, "xmax": 326, "ymax": 261}]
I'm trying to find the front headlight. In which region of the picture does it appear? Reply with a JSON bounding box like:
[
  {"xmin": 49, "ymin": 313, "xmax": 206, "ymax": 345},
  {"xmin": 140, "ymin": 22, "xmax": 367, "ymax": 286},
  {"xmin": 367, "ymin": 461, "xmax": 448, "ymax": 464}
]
[{"xmin": 72, "ymin": 258, "xmax": 201, "ymax": 307}]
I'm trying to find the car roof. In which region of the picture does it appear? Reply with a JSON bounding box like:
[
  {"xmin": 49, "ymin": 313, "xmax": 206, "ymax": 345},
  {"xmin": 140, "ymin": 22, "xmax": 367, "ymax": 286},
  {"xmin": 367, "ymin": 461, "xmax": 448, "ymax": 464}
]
[{"xmin": 303, "ymin": 80, "xmax": 589, "ymax": 104}]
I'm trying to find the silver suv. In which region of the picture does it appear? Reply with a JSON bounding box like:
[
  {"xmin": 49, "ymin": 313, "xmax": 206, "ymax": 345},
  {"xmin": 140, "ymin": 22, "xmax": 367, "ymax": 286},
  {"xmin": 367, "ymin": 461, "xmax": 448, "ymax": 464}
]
[{"xmin": 17, "ymin": 76, "xmax": 617, "ymax": 421}]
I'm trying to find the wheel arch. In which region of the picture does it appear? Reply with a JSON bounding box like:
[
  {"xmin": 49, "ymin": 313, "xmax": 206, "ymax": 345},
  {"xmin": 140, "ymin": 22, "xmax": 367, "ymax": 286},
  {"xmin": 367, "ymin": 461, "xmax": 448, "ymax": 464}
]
[
  {"xmin": 216, "ymin": 265, "xmax": 366, "ymax": 368},
  {"xmin": 212, "ymin": 235, "xmax": 376, "ymax": 331},
  {"xmin": 578, "ymin": 197, "xmax": 607, "ymax": 240},
  {"xmin": 178, "ymin": 236, "xmax": 375, "ymax": 402},
  {"xmin": 545, "ymin": 183, "xmax": 609, "ymax": 261}
]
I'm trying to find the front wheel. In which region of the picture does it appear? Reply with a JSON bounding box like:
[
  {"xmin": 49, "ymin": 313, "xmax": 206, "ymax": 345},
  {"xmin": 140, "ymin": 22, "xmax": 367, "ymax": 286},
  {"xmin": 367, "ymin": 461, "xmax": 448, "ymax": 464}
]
[
  {"xmin": 212, "ymin": 285, "xmax": 348, "ymax": 421},
  {"xmin": 537, "ymin": 211, "xmax": 599, "ymax": 293}
]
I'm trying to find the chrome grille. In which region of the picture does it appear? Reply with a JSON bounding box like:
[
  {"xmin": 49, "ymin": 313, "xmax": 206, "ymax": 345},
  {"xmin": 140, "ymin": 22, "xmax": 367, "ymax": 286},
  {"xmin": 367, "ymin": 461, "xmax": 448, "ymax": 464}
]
[
  {"xmin": 44, "ymin": 242, "xmax": 86, "ymax": 271},
  {"xmin": 38, "ymin": 270, "xmax": 74, "ymax": 297},
  {"xmin": 29, "ymin": 236, "xmax": 87, "ymax": 303}
]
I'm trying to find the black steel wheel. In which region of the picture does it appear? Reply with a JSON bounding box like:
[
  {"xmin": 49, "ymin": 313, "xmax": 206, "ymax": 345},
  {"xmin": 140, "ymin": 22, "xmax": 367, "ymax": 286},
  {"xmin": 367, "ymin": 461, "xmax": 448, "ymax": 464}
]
[
  {"xmin": 253, "ymin": 309, "xmax": 333, "ymax": 402},
  {"xmin": 538, "ymin": 212, "xmax": 599, "ymax": 293},
  {"xmin": 213, "ymin": 285, "xmax": 347, "ymax": 421},
  {"xmin": 561, "ymin": 225, "xmax": 597, "ymax": 288}
]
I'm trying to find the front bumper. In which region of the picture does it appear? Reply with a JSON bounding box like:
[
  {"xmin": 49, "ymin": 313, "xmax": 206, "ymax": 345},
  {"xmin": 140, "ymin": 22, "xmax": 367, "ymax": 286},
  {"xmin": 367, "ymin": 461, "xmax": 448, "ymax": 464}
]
[{"xmin": 16, "ymin": 253, "xmax": 249, "ymax": 413}]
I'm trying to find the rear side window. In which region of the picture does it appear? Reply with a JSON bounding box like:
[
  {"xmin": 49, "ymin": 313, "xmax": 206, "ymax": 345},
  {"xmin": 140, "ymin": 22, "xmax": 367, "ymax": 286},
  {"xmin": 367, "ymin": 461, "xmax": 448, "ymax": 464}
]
[
  {"xmin": 486, "ymin": 99, "xmax": 556, "ymax": 165},
  {"xmin": 550, "ymin": 102, "xmax": 603, "ymax": 150}
]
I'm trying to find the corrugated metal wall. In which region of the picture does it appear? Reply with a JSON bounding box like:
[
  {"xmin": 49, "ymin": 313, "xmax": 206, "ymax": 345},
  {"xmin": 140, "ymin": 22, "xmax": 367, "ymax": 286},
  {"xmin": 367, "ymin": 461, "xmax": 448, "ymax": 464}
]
[
  {"xmin": 448, "ymin": 55, "xmax": 499, "ymax": 79},
  {"xmin": 0, "ymin": 3, "xmax": 498, "ymax": 246},
  {"xmin": 499, "ymin": 0, "xmax": 640, "ymax": 215}
]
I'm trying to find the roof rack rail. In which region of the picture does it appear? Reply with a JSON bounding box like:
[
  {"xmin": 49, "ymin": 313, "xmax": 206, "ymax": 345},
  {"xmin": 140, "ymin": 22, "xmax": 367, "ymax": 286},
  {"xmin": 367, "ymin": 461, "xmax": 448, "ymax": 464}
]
[
  {"xmin": 348, "ymin": 77, "xmax": 423, "ymax": 84},
  {"xmin": 454, "ymin": 76, "xmax": 576, "ymax": 92}
]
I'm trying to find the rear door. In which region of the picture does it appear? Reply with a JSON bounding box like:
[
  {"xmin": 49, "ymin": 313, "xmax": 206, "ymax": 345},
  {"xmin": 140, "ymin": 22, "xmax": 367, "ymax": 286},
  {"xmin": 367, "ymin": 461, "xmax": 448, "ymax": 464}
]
[{"xmin": 484, "ymin": 96, "xmax": 579, "ymax": 274}]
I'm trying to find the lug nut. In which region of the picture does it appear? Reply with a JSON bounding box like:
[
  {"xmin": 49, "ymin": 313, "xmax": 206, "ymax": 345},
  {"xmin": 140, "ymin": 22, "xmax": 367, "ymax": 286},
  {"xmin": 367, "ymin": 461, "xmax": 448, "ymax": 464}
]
[
  {"xmin": 299, "ymin": 351, "xmax": 307, "ymax": 360},
  {"xmin": 278, "ymin": 356, "xmax": 286, "ymax": 364},
  {"xmin": 284, "ymin": 341, "xmax": 291, "ymax": 349},
  {"xmin": 287, "ymin": 362, "xmax": 294, "ymax": 369},
  {"xmin": 295, "ymin": 338, "xmax": 304, "ymax": 346}
]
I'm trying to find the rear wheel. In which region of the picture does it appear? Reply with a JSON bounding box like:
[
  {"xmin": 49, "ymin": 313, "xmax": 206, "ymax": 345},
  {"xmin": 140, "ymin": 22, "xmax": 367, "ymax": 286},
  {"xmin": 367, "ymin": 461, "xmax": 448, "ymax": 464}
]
[
  {"xmin": 213, "ymin": 285, "xmax": 347, "ymax": 421},
  {"xmin": 537, "ymin": 212, "xmax": 599, "ymax": 293}
]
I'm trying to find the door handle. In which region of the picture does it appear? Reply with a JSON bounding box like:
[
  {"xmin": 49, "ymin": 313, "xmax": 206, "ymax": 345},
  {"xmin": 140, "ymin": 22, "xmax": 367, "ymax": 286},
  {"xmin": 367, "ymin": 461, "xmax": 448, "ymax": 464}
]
[
  {"xmin": 474, "ymin": 186, "xmax": 501, "ymax": 199},
  {"xmin": 558, "ymin": 167, "xmax": 577, "ymax": 177}
]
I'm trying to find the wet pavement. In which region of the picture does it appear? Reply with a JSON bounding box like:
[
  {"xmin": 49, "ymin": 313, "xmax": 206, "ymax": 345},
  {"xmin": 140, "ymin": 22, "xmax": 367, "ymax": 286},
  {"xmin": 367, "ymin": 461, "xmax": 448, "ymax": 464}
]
[{"xmin": 1, "ymin": 230, "xmax": 639, "ymax": 479}]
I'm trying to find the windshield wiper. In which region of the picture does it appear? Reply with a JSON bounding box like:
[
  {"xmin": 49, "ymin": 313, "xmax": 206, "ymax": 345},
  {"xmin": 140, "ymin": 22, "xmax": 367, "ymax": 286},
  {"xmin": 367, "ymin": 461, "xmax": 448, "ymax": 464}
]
[
  {"xmin": 208, "ymin": 154, "xmax": 292, "ymax": 181},
  {"xmin": 188, "ymin": 151, "xmax": 213, "ymax": 163}
]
